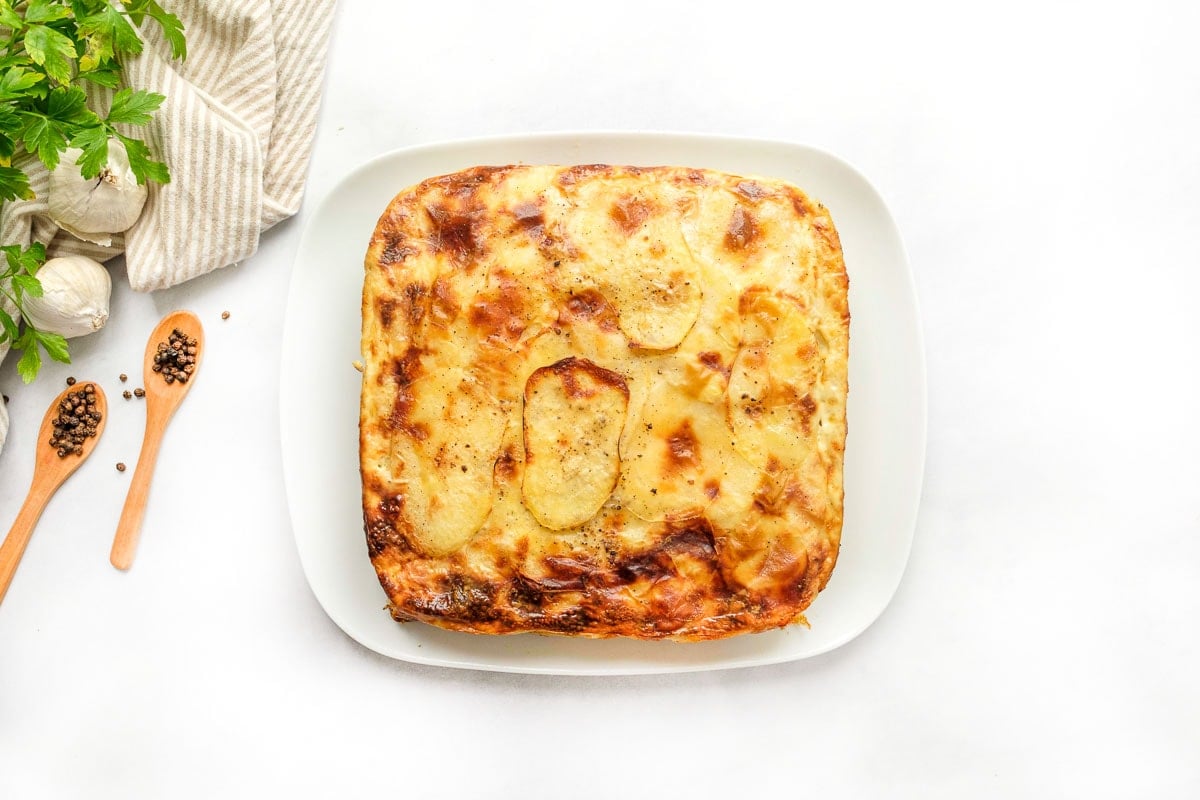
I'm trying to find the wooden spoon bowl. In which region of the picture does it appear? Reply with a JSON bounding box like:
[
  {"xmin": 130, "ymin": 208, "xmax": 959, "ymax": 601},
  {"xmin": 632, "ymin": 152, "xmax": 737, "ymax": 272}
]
[
  {"xmin": 110, "ymin": 310, "xmax": 204, "ymax": 570},
  {"xmin": 0, "ymin": 381, "xmax": 108, "ymax": 605}
]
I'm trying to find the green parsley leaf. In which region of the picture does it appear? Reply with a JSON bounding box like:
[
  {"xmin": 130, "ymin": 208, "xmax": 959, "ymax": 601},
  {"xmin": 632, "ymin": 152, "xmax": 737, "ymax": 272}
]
[
  {"xmin": 117, "ymin": 132, "xmax": 169, "ymax": 184},
  {"xmin": 78, "ymin": 29, "xmax": 114, "ymax": 73},
  {"xmin": 69, "ymin": 123, "xmax": 108, "ymax": 177},
  {"xmin": 35, "ymin": 328, "xmax": 71, "ymax": 363},
  {"xmin": 79, "ymin": 65, "xmax": 120, "ymax": 87},
  {"xmin": 0, "ymin": 164, "xmax": 34, "ymax": 201},
  {"xmin": 25, "ymin": 0, "xmax": 73, "ymax": 24},
  {"xmin": 0, "ymin": 306, "xmax": 19, "ymax": 343},
  {"xmin": 17, "ymin": 340, "xmax": 40, "ymax": 383},
  {"xmin": 24, "ymin": 24, "xmax": 78, "ymax": 85},
  {"xmin": 19, "ymin": 242, "xmax": 46, "ymax": 273},
  {"xmin": 124, "ymin": 1, "xmax": 186, "ymax": 61},
  {"xmin": 11, "ymin": 273, "xmax": 42, "ymax": 299},
  {"xmin": 48, "ymin": 84, "xmax": 94, "ymax": 123},
  {"xmin": 0, "ymin": 104, "xmax": 21, "ymax": 135},
  {"xmin": 107, "ymin": 88, "xmax": 164, "ymax": 126},
  {"xmin": 79, "ymin": 4, "xmax": 144, "ymax": 59},
  {"xmin": 20, "ymin": 112, "xmax": 69, "ymax": 169},
  {"xmin": 0, "ymin": 68, "xmax": 45, "ymax": 102},
  {"xmin": 0, "ymin": 243, "xmax": 20, "ymax": 268},
  {"xmin": 145, "ymin": 1, "xmax": 186, "ymax": 60},
  {"xmin": 22, "ymin": 89, "xmax": 94, "ymax": 171},
  {"xmin": 0, "ymin": 54, "xmax": 33, "ymax": 73},
  {"xmin": 0, "ymin": 1, "xmax": 24, "ymax": 30}
]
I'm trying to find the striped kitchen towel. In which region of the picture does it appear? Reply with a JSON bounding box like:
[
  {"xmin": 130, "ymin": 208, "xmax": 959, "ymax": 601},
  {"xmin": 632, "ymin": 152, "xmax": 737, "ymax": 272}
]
[{"xmin": 0, "ymin": 0, "xmax": 338, "ymax": 292}]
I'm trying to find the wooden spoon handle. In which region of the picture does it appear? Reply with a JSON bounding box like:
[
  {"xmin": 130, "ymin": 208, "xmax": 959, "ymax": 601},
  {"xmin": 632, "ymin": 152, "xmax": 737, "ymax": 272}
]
[
  {"xmin": 0, "ymin": 481, "xmax": 55, "ymax": 605},
  {"xmin": 110, "ymin": 418, "xmax": 168, "ymax": 571}
]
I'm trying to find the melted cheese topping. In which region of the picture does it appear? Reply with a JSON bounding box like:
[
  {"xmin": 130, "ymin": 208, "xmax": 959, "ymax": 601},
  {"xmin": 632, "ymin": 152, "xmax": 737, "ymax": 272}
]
[{"xmin": 361, "ymin": 165, "xmax": 849, "ymax": 640}]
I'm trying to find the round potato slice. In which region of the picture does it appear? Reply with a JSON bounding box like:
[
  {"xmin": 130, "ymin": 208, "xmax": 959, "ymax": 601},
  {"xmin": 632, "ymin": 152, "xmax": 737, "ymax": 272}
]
[{"xmin": 522, "ymin": 357, "xmax": 629, "ymax": 530}]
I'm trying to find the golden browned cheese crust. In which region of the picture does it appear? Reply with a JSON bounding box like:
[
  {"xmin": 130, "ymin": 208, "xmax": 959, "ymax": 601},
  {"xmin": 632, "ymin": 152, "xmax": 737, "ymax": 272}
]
[{"xmin": 360, "ymin": 164, "xmax": 849, "ymax": 640}]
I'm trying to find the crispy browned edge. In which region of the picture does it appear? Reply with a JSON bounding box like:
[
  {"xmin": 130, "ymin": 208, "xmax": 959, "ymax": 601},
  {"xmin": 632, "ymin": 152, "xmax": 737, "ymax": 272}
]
[{"xmin": 360, "ymin": 164, "xmax": 849, "ymax": 640}]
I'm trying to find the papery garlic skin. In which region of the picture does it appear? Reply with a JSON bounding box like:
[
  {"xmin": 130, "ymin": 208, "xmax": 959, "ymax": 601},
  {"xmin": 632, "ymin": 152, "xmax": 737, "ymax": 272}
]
[
  {"xmin": 22, "ymin": 256, "xmax": 112, "ymax": 339},
  {"xmin": 48, "ymin": 140, "xmax": 148, "ymax": 246}
]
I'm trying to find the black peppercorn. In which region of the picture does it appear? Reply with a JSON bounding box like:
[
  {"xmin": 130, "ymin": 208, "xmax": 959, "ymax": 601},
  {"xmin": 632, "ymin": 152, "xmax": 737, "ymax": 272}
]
[
  {"xmin": 151, "ymin": 328, "xmax": 201, "ymax": 386},
  {"xmin": 49, "ymin": 384, "xmax": 102, "ymax": 459}
]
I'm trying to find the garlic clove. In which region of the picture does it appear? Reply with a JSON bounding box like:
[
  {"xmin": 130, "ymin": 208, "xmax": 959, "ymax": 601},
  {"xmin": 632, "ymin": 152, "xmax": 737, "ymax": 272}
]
[
  {"xmin": 48, "ymin": 141, "xmax": 148, "ymax": 243},
  {"xmin": 22, "ymin": 255, "xmax": 112, "ymax": 339}
]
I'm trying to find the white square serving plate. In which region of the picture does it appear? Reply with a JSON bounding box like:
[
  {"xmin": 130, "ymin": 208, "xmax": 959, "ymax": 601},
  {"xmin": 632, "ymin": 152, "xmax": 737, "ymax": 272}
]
[{"xmin": 280, "ymin": 131, "xmax": 925, "ymax": 675}]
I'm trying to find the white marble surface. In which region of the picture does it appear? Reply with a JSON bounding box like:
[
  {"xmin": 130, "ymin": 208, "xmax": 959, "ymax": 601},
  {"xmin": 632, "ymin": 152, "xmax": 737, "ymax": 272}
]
[{"xmin": 2, "ymin": 1, "xmax": 1197, "ymax": 796}]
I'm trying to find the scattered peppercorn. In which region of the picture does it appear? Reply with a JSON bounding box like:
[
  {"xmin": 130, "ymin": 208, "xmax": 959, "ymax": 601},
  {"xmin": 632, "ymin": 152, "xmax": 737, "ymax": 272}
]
[
  {"xmin": 66, "ymin": 376, "xmax": 76, "ymax": 386},
  {"xmin": 221, "ymin": 311, "xmax": 230, "ymax": 320},
  {"xmin": 48, "ymin": 384, "xmax": 101, "ymax": 458},
  {"xmin": 119, "ymin": 373, "xmax": 128, "ymax": 382},
  {"xmin": 134, "ymin": 387, "xmax": 145, "ymax": 398},
  {"xmin": 151, "ymin": 328, "xmax": 199, "ymax": 385},
  {"xmin": 123, "ymin": 390, "xmax": 132, "ymax": 400},
  {"xmin": 116, "ymin": 462, "xmax": 126, "ymax": 472}
]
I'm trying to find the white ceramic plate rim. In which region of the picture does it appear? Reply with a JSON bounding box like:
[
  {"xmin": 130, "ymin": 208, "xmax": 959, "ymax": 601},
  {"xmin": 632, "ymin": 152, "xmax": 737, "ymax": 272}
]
[{"xmin": 280, "ymin": 131, "xmax": 926, "ymax": 675}]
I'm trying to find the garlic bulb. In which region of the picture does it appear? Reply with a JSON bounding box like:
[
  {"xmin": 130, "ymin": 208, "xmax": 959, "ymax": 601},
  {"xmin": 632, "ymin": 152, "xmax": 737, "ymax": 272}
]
[
  {"xmin": 22, "ymin": 256, "xmax": 111, "ymax": 338},
  {"xmin": 48, "ymin": 140, "xmax": 148, "ymax": 246}
]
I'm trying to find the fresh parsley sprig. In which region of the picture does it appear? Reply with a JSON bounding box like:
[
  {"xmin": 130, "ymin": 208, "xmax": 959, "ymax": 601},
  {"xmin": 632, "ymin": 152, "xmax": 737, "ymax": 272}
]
[
  {"xmin": 0, "ymin": 0, "xmax": 186, "ymax": 382},
  {"xmin": 0, "ymin": 241, "xmax": 69, "ymax": 382}
]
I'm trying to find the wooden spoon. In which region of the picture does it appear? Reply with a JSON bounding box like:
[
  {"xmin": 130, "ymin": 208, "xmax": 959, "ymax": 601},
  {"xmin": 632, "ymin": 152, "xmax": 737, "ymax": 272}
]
[
  {"xmin": 109, "ymin": 310, "xmax": 204, "ymax": 571},
  {"xmin": 0, "ymin": 382, "xmax": 108, "ymax": 605}
]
